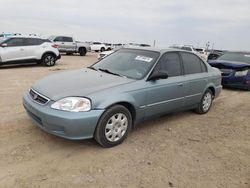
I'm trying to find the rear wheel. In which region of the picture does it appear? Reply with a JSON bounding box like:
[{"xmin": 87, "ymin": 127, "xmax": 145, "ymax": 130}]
[
  {"xmin": 79, "ymin": 48, "xmax": 86, "ymax": 56},
  {"xmin": 42, "ymin": 53, "xmax": 56, "ymax": 66},
  {"xmin": 94, "ymin": 105, "xmax": 132, "ymax": 147},
  {"xmin": 100, "ymin": 47, "xmax": 105, "ymax": 52},
  {"xmin": 196, "ymin": 89, "xmax": 213, "ymax": 114}
]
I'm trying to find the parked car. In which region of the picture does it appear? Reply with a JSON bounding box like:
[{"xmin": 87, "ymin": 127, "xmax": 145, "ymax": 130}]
[
  {"xmin": 90, "ymin": 42, "xmax": 108, "ymax": 52},
  {"xmin": 0, "ymin": 36, "xmax": 60, "ymax": 66},
  {"xmin": 207, "ymin": 50, "xmax": 224, "ymax": 60},
  {"xmin": 98, "ymin": 44, "xmax": 151, "ymax": 60},
  {"xmin": 49, "ymin": 36, "xmax": 90, "ymax": 56},
  {"xmin": 208, "ymin": 51, "xmax": 250, "ymax": 90},
  {"xmin": 23, "ymin": 48, "xmax": 222, "ymax": 147},
  {"xmin": 170, "ymin": 44, "xmax": 207, "ymax": 60},
  {"xmin": 98, "ymin": 50, "xmax": 114, "ymax": 60}
]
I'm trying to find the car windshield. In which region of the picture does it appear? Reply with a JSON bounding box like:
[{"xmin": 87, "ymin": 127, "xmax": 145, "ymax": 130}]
[
  {"xmin": 92, "ymin": 49, "xmax": 160, "ymax": 79},
  {"xmin": 217, "ymin": 52, "xmax": 250, "ymax": 64}
]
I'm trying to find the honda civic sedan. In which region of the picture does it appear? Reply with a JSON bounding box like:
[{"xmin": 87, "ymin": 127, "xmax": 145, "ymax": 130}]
[{"xmin": 23, "ymin": 48, "xmax": 222, "ymax": 147}]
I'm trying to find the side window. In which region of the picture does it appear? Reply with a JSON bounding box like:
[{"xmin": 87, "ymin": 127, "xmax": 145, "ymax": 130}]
[
  {"xmin": 200, "ymin": 60, "xmax": 207, "ymax": 72},
  {"xmin": 25, "ymin": 38, "xmax": 43, "ymax": 46},
  {"xmin": 54, "ymin": 37, "xmax": 63, "ymax": 42},
  {"xmin": 63, "ymin": 37, "xmax": 73, "ymax": 42},
  {"xmin": 6, "ymin": 38, "xmax": 24, "ymax": 47},
  {"xmin": 181, "ymin": 52, "xmax": 207, "ymax": 74},
  {"xmin": 154, "ymin": 52, "xmax": 182, "ymax": 77}
]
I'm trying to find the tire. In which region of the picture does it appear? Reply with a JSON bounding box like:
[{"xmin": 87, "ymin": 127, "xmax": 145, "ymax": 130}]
[
  {"xmin": 94, "ymin": 105, "xmax": 132, "ymax": 148},
  {"xmin": 79, "ymin": 48, "xmax": 86, "ymax": 56},
  {"xmin": 42, "ymin": 53, "xmax": 56, "ymax": 67},
  {"xmin": 100, "ymin": 47, "xmax": 105, "ymax": 52},
  {"xmin": 195, "ymin": 89, "xmax": 213, "ymax": 114}
]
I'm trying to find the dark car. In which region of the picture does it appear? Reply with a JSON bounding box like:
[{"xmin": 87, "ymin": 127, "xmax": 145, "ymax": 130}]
[{"xmin": 208, "ymin": 52, "xmax": 250, "ymax": 90}]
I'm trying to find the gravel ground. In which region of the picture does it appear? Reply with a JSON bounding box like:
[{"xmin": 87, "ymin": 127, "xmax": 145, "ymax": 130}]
[{"xmin": 0, "ymin": 53, "xmax": 250, "ymax": 188}]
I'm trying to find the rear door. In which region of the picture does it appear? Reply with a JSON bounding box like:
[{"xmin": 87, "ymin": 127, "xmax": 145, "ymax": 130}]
[
  {"xmin": 53, "ymin": 36, "xmax": 65, "ymax": 52},
  {"xmin": 23, "ymin": 38, "xmax": 44, "ymax": 59},
  {"xmin": 0, "ymin": 38, "xmax": 26, "ymax": 62},
  {"xmin": 144, "ymin": 52, "xmax": 185, "ymax": 117},
  {"xmin": 62, "ymin": 37, "xmax": 76, "ymax": 52},
  {"xmin": 180, "ymin": 52, "xmax": 208, "ymax": 107}
]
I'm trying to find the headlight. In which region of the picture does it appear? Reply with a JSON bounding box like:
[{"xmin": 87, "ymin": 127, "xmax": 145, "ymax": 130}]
[
  {"xmin": 235, "ymin": 70, "xmax": 249, "ymax": 77},
  {"xmin": 51, "ymin": 97, "xmax": 91, "ymax": 112}
]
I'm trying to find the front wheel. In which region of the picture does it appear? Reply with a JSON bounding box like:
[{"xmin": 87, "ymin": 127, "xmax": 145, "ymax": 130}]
[
  {"xmin": 94, "ymin": 105, "xmax": 132, "ymax": 148},
  {"xmin": 42, "ymin": 53, "xmax": 56, "ymax": 66},
  {"xmin": 196, "ymin": 89, "xmax": 213, "ymax": 114}
]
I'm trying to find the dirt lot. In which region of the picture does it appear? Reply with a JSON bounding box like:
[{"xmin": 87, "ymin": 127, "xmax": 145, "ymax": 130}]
[{"xmin": 0, "ymin": 53, "xmax": 250, "ymax": 188}]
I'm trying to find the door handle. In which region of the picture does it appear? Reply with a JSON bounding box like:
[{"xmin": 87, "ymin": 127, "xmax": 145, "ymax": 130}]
[{"xmin": 177, "ymin": 83, "xmax": 183, "ymax": 86}]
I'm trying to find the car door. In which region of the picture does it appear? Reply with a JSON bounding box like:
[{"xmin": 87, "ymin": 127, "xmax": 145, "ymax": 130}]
[
  {"xmin": 23, "ymin": 38, "xmax": 43, "ymax": 60},
  {"xmin": 63, "ymin": 37, "xmax": 75, "ymax": 52},
  {"xmin": 180, "ymin": 52, "xmax": 208, "ymax": 107},
  {"xmin": 0, "ymin": 38, "xmax": 26, "ymax": 62},
  {"xmin": 143, "ymin": 52, "xmax": 186, "ymax": 117},
  {"xmin": 53, "ymin": 36, "xmax": 65, "ymax": 52}
]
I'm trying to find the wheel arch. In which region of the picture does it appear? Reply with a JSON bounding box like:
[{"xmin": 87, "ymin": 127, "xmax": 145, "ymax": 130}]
[
  {"xmin": 203, "ymin": 83, "xmax": 216, "ymax": 98},
  {"xmin": 78, "ymin": 46, "xmax": 86, "ymax": 52},
  {"xmin": 41, "ymin": 51, "xmax": 57, "ymax": 60},
  {"xmin": 104, "ymin": 101, "xmax": 137, "ymax": 126}
]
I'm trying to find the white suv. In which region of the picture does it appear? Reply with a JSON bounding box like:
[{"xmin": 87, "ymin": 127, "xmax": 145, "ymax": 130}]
[{"xmin": 0, "ymin": 36, "xmax": 60, "ymax": 66}]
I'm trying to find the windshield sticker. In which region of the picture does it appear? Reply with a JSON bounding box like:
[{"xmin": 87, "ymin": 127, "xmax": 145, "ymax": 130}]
[{"xmin": 135, "ymin": 56, "xmax": 153, "ymax": 62}]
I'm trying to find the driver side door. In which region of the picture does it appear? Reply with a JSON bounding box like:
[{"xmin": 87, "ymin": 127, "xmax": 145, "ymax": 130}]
[{"xmin": 0, "ymin": 38, "xmax": 26, "ymax": 62}]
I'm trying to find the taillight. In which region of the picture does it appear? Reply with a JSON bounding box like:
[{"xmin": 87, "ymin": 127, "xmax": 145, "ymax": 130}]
[{"xmin": 52, "ymin": 44, "xmax": 58, "ymax": 48}]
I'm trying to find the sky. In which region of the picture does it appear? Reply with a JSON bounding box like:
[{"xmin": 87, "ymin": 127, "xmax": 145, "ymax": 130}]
[{"xmin": 0, "ymin": 0, "xmax": 250, "ymax": 50}]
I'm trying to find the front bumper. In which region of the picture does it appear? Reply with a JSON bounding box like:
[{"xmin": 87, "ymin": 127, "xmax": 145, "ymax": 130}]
[
  {"xmin": 23, "ymin": 92, "xmax": 104, "ymax": 140},
  {"xmin": 222, "ymin": 76, "xmax": 250, "ymax": 90}
]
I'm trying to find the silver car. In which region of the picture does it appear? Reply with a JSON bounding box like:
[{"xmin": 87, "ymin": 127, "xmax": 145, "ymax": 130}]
[{"xmin": 23, "ymin": 48, "xmax": 222, "ymax": 147}]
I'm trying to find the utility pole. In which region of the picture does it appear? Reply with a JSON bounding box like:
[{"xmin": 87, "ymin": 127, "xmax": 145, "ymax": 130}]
[{"xmin": 153, "ymin": 40, "xmax": 156, "ymax": 47}]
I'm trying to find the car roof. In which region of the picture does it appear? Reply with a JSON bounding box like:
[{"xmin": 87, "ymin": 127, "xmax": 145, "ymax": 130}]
[
  {"xmin": 5, "ymin": 36, "xmax": 46, "ymax": 39},
  {"xmin": 121, "ymin": 47, "xmax": 190, "ymax": 54},
  {"xmin": 224, "ymin": 51, "xmax": 250, "ymax": 54}
]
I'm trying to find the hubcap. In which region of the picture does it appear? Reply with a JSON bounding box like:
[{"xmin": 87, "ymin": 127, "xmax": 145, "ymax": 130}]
[
  {"xmin": 105, "ymin": 113, "xmax": 128, "ymax": 142},
  {"xmin": 45, "ymin": 55, "xmax": 55, "ymax": 66},
  {"xmin": 202, "ymin": 92, "xmax": 212, "ymax": 112}
]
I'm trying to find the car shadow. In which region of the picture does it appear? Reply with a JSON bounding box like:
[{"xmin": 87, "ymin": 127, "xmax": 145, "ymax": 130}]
[
  {"xmin": 223, "ymin": 86, "xmax": 249, "ymax": 92},
  {"xmin": 0, "ymin": 63, "xmax": 41, "ymax": 69}
]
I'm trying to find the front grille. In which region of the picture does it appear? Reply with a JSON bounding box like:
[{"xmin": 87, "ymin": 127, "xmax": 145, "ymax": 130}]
[{"xmin": 29, "ymin": 89, "xmax": 50, "ymax": 105}]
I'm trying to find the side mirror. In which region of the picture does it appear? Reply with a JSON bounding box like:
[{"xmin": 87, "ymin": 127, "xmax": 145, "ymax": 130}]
[
  {"xmin": 1, "ymin": 43, "xmax": 7, "ymax": 47},
  {"xmin": 147, "ymin": 70, "xmax": 168, "ymax": 81}
]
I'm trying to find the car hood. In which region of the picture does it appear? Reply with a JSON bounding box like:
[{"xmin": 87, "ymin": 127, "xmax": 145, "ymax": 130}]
[
  {"xmin": 32, "ymin": 68, "xmax": 134, "ymax": 101},
  {"xmin": 208, "ymin": 60, "xmax": 250, "ymax": 70}
]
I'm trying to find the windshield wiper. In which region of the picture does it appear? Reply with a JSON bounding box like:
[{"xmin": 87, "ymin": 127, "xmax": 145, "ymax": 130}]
[{"xmin": 98, "ymin": 68, "xmax": 123, "ymax": 77}]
